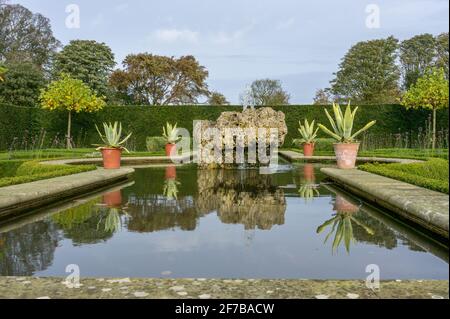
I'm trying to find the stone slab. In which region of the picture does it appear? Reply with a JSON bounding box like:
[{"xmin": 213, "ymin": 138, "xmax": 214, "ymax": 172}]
[{"xmin": 321, "ymin": 167, "xmax": 449, "ymax": 238}]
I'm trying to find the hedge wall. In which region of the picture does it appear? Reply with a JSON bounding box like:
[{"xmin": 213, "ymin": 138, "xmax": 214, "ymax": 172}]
[{"xmin": 0, "ymin": 103, "xmax": 448, "ymax": 151}]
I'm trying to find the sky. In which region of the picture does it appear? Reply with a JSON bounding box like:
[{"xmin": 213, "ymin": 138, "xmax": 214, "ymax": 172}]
[{"xmin": 10, "ymin": 0, "xmax": 450, "ymax": 104}]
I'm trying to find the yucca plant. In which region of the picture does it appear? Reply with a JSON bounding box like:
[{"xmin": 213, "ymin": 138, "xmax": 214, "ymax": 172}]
[
  {"xmin": 163, "ymin": 179, "xmax": 181, "ymax": 200},
  {"xmin": 298, "ymin": 119, "xmax": 319, "ymax": 144},
  {"xmin": 162, "ymin": 122, "xmax": 181, "ymax": 144},
  {"xmin": 298, "ymin": 183, "xmax": 320, "ymax": 201},
  {"xmin": 318, "ymin": 102, "xmax": 376, "ymax": 143},
  {"xmin": 94, "ymin": 122, "xmax": 132, "ymax": 152}
]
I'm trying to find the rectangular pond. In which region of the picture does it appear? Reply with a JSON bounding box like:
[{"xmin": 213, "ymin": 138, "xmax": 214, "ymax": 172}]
[{"xmin": 0, "ymin": 163, "xmax": 448, "ymax": 280}]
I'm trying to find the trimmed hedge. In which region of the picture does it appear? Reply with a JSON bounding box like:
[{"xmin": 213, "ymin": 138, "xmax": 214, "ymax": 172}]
[
  {"xmin": 359, "ymin": 159, "xmax": 449, "ymax": 194},
  {"xmin": 1, "ymin": 103, "xmax": 448, "ymax": 151},
  {"xmin": 0, "ymin": 160, "xmax": 96, "ymax": 188}
]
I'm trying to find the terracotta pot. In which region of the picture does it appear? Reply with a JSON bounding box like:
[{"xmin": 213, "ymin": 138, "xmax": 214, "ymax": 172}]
[
  {"xmin": 101, "ymin": 148, "xmax": 122, "ymax": 169},
  {"xmin": 333, "ymin": 143, "xmax": 360, "ymax": 169},
  {"xmin": 303, "ymin": 164, "xmax": 315, "ymax": 183},
  {"xmin": 165, "ymin": 165, "xmax": 177, "ymax": 180},
  {"xmin": 165, "ymin": 143, "xmax": 177, "ymax": 157},
  {"xmin": 334, "ymin": 195, "xmax": 359, "ymax": 213},
  {"xmin": 303, "ymin": 143, "xmax": 315, "ymax": 157},
  {"xmin": 103, "ymin": 190, "xmax": 122, "ymax": 208}
]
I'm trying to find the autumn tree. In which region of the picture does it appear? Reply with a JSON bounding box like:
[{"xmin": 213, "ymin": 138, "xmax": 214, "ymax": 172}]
[
  {"xmin": 0, "ymin": 4, "xmax": 60, "ymax": 68},
  {"xmin": 313, "ymin": 89, "xmax": 331, "ymax": 105},
  {"xmin": 109, "ymin": 53, "xmax": 209, "ymax": 105},
  {"xmin": 0, "ymin": 62, "xmax": 46, "ymax": 107},
  {"xmin": 40, "ymin": 74, "xmax": 106, "ymax": 149},
  {"xmin": 401, "ymin": 68, "xmax": 449, "ymax": 149},
  {"xmin": 53, "ymin": 40, "xmax": 115, "ymax": 96},
  {"xmin": 400, "ymin": 34, "xmax": 436, "ymax": 89},
  {"xmin": 330, "ymin": 36, "xmax": 400, "ymax": 104},
  {"xmin": 208, "ymin": 91, "xmax": 229, "ymax": 105},
  {"xmin": 241, "ymin": 79, "xmax": 290, "ymax": 106}
]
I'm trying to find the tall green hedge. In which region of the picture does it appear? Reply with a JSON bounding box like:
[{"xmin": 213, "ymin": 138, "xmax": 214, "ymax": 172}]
[{"xmin": 0, "ymin": 103, "xmax": 448, "ymax": 151}]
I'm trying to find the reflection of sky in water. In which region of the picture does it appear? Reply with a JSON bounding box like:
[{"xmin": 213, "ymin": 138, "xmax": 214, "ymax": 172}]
[{"xmin": 0, "ymin": 165, "xmax": 448, "ymax": 279}]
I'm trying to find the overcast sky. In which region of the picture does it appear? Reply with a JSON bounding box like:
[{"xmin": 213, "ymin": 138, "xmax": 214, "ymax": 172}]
[{"xmin": 12, "ymin": 0, "xmax": 450, "ymax": 103}]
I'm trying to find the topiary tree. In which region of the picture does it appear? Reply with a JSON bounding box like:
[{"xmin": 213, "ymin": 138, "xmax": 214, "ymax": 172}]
[
  {"xmin": 401, "ymin": 68, "xmax": 449, "ymax": 149},
  {"xmin": 40, "ymin": 73, "xmax": 106, "ymax": 149}
]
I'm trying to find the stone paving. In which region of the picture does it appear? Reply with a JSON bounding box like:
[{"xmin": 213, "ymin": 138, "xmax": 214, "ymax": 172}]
[{"xmin": 0, "ymin": 277, "xmax": 448, "ymax": 299}]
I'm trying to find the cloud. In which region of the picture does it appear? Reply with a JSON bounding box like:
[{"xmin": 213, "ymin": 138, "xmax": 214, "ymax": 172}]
[
  {"xmin": 153, "ymin": 28, "xmax": 200, "ymax": 44},
  {"xmin": 91, "ymin": 13, "xmax": 105, "ymax": 27},
  {"xmin": 114, "ymin": 3, "xmax": 130, "ymax": 12},
  {"xmin": 211, "ymin": 23, "xmax": 255, "ymax": 44},
  {"xmin": 276, "ymin": 18, "xmax": 295, "ymax": 30}
]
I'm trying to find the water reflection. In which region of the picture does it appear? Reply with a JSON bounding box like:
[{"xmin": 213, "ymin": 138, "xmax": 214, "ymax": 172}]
[{"xmin": 297, "ymin": 164, "xmax": 321, "ymax": 201}]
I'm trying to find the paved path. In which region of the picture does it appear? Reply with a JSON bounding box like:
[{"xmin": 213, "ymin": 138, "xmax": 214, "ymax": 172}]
[
  {"xmin": 279, "ymin": 150, "xmax": 421, "ymax": 164},
  {"xmin": 0, "ymin": 277, "xmax": 447, "ymax": 299},
  {"xmin": 321, "ymin": 168, "xmax": 449, "ymax": 238},
  {"xmin": 0, "ymin": 168, "xmax": 134, "ymax": 219}
]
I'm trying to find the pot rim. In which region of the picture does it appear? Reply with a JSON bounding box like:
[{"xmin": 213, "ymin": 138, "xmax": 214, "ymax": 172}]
[
  {"xmin": 99, "ymin": 147, "xmax": 123, "ymax": 151},
  {"xmin": 333, "ymin": 142, "xmax": 360, "ymax": 146}
]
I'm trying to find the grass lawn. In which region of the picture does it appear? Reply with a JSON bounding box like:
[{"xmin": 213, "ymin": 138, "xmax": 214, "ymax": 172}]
[
  {"xmin": 0, "ymin": 160, "xmax": 96, "ymax": 188},
  {"xmin": 0, "ymin": 148, "xmax": 166, "ymax": 161},
  {"xmin": 359, "ymin": 158, "xmax": 449, "ymax": 194}
]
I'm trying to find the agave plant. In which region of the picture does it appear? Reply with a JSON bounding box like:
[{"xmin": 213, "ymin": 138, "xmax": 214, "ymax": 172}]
[
  {"xmin": 298, "ymin": 183, "xmax": 320, "ymax": 201},
  {"xmin": 317, "ymin": 211, "xmax": 375, "ymax": 254},
  {"xmin": 163, "ymin": 179, "xmax": 181, "ymax": 200},
  {"xmin": 318, "ymin": 102, "xmax": 376, "ymax": 143},
  {"xmin": 162, "ymin": 122, "xmax": 181, "ymax": 144},
  {"xmin": 95, "ymin": 122, "xmax": 132, "ymax": 152},
  {"xmin": 298, "ymin": 119, "xmax": 319, "ymax": 144}
]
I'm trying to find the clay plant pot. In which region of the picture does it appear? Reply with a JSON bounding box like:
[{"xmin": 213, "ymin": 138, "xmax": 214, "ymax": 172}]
[
  {"xmin": 165, "ymin": 143, "xmax": 177, "ymax": 157},
  {"xmin": 101, "ymin": 148, "xmax": 122, "ymax": 169},
  {"xmin": 303, "ymin": 163, "xmax": 315, "ymax": 183},
  {"xmin": 333, "ymin": 143, "xmax": 360, "ymax": 169},
  {"xmin": 102, "ymin": 190, "xmax": 122, "ymax": 208},
  {"xmin": 165, "ymin": 165, "xmax": 177, "ymax": 180},
  {"xmin": 303, "ymin": 143, "xmax": 315, "ymax": 157},
  {"xmin": 334, "ymin": 195, "xmax": 359, "ymax": 213}
]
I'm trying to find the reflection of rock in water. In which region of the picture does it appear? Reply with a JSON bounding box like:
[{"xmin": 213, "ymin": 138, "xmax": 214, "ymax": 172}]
[
  {"xmin": 0, "ymin": 220, "xmax": 60, "ymax": 276},
  {"xmin": 197, "ymin": 169, "xmax": 286, "ymax": 230},
  {"xmin": 125, "ymin": 195, "xmax": 205, "ymax": 232}
]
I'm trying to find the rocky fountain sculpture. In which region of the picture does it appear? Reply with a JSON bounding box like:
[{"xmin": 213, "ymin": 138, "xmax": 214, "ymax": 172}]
[{"xmin": 195, "ymin": 107, "xmax": 288, "ymax": 168}]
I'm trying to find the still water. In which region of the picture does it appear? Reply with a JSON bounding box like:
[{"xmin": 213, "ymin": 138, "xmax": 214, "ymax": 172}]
[{"xmin": 0, "ymin": 164, "xmax": 448, "ymax": 279}]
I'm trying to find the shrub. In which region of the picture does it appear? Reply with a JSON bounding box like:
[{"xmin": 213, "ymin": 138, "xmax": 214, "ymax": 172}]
[
  {"xmin": 359, "ymin": 159, "xmax": 449, "ymax": 193},
  {"xmin": 146, "ymin": 136, "xmax": 167, "ymax": 152}
]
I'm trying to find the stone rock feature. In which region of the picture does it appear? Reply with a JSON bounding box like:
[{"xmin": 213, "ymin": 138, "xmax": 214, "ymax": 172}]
[{"xmin": 195, "ymin": 107, "xmax": 288, "ymax": 168}]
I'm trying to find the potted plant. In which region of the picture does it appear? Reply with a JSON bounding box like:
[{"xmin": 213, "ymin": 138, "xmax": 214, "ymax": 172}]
[
  {"xmin": 162, "ymin": 122, "xmax": 181, "ymax": 157},
  {"xmin": 318, "ymin": 102, "xmax": 376, "ymax": 169},
  {"xmin": 298, "ymin": 119, "xmax": 319, "ymax": 156},
  {"xmin": 95, "ymin": 122, "xmax": 132, "ymax": 169}
]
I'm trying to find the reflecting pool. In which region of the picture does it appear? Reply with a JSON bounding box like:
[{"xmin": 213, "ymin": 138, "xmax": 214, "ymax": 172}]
[{"xmin": 0, "ymin": 164, "xmax": 448, "ymax": 279}]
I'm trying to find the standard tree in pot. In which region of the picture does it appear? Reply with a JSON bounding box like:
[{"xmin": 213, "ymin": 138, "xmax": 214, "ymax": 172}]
[
  {"xmin": 163, "ymin": 122, "xmax": 181, "ymax": 157},
  {"xmin": 298, "ymin": 119, "xmax": 319, "ymax": 156},
  {"xmin": 95, "ymin": 122, "xmax": 132, "ymax": 169},
  {"xmin": 318, "ymin": 102, "xmax": 376, "ymax": 169}
]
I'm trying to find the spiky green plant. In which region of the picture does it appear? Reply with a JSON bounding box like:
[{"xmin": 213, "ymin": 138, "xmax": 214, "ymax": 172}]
[
  {"xmin": 103, "ymin": 208, "xmax": 122, "ymax": 233},
  {"xmin": 94, "ymin": 122, "xmax": 132, "ymax": 152},
  {"xmin": 163, "ymin": 179, "xmax": 181, "ymax": 200},
  {"xmin": 318, "ymin": 102, "xmax": 376, "ymax": 143},
  {"xmin": 298, "ymin": 119, "xmax": 319, "ymax": 144},
  {"xmin": 317, "ymin": 212, "xmax": 375, "ymax": 254},
  {"xmin": 162, "ymin": 122, "xmax": 181, "ymax": 144},
  {"xmin": 298, "ymin": 183, "xmax": 320, "ymax": 201}
]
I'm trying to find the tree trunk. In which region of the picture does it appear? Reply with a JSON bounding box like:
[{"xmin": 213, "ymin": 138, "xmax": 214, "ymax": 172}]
[
  {"xmin": 432, "ymin": 108, "xmax": 437, "ymax": 150},
  {"xmin": 67, "ymin": 110, "xmax": 72, "ymax": 150}
]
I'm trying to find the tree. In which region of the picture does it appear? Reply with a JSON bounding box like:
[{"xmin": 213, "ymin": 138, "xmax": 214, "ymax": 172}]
[
  {"xmin": 401, "ymin": 68, "xmax": 449, "ymax": 149},
  {"xmin": 208, "ymin": 91, "xmax": 229, "ymax": 105},
  {"xmin": 53, "ymin": 40, "xmax": 115, "ymax": 96},
  {"xmin": 40, "ymin": 74, "xmax": 106, "ymax": 149},
  {"xmin": 241, "ymin": 79, "xmax": 290, "ymax": 106},
  {"xmin": 400, "ymin": 34, "xmax": 436, "ymax": 89},
  {"xmin": 435, "ymin": 32, "xmax": 449, "ymax": 78},
  {"xmin": 0, "ymin": 62, "xmax": 46, "ymax": 107},
  {"xmin": 330, "ymin": 36, "xmax": 400, "ymax": 104},
  {"xmin": 109, "ymin": 53, "xmax": 209, "ymax": 105},
  {"xmin": 0, "ymin": 4, "xmax": 60, "ymax": 68},
  {"xmin": 313, "ymin": 89, "xmax": 331, "ymax": 105}
]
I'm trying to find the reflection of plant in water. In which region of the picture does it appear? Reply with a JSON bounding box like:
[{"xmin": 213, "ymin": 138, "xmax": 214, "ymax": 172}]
[
  {"xmin": 298, "ymin": 183, "xmax": 320, "ymax": 201},
  {"xmin": 100, "ymin": 208, "xmax": 123, "ymax": 233},
  {"xmin": 163, "ymin": 179, "xmax": 180, "ymax": 200},
  {"xmin": 51, "ymin": 198, "xmax": 101, "ymax": 230},
  {"xmin": 317, "ymin": 212, "xmax": 375, "ymax": 254}
]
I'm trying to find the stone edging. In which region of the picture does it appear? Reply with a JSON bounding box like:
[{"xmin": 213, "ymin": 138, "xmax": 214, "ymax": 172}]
[
  {"xmin": 42, "ymin": 154, "xmax": 193, "ymax": 166},
  {"xmin": 321, "ymin": 167, "xmax": 449, "ymax": 239}
]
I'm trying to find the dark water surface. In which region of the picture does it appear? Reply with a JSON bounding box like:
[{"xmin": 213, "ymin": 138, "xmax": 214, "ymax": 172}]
[{"xmin": 0, "ymin": 164, "xmax": 448, "ymax": 279}]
